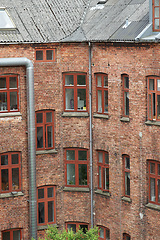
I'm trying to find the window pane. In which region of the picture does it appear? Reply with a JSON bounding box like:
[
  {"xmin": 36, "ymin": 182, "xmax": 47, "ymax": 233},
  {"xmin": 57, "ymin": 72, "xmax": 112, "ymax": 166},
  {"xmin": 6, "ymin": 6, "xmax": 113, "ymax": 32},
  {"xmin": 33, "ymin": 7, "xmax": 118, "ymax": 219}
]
[
  {"xmin": 1, "ymin": 155, "xmax": 8, "ymax": 165},
  {"xmin": 66, "ymin": 150, "xmax": 75, "ymax": 160},
  {"xmin": 79, "ymin": 164, "xmax": 87, "ymax": 185},
  {"xmin": 153, "ymin": 93, "xmax": 156, "ymax": 118},
  {"xmin": 124, "ymin": 92, "xmax": 129, "ymax": 116},
  {"xmin": 78, "ymin": 150, "xmax": 87, "ymax": 160},
  {"xmin": 158, "ymin": 79, "xmax": 160, "ymax": 91},
  {"xmin": 65, "ymin": 89, "xmax": 74, "ymax": 110},
  {"xmin": 0, "ymin": 77, "xmax": 6, "ymax": 88},
  {"xmin": 99, "ymin": 166, "xmax": 102, "ymax": 188},
  {"xmin": 97, "ymin": 75, "xmax": 102, "ymax": 86},
  {"xmin": 37, "ymin": 127, "xmax": 43, "ymax": 148},
  {"xmin": 1, "ymin": 169, "xmax": 9, "ymax": 190},
  {"xmin": 125, "ymin": 157, "xmax": 130, "ymax": 169},
  {"xmin": 158, "ymin": 164, "xmax": 160, "ymax": 175},
  {"xmin": 155, "ymin": 19, "xmax": 159, "ymax": 29},
  {"xmin": 9, "ymin": 77, "xmax": 17, "ymax": 88},
  {"xmin": 155, "ymin": 7, "xmax": 159, "ymax": 17},
  {"xmin": 48, "ymin": 201, "xmax": 54, "ymax": 222},
  {"xmin": 67, "ymin": 224, "xmax": 76, "ymax": 233},
  {"xmin": 149, "ymin": 79, "xmax": 154, "ymax": 90},
  {"xmin": 10, "ymin": 92, "xmax": 18, "ymax": 110},
  {"xmin": 80, "ymin": 225, "xmax": 88, "ymax": 233},
  {"xmin": 77, "ymin": 75, "xmax": 86, "ymax": 85},
  {"xmin": 48, "ymin": 187, "xmax": 53, "ymax": 198},
  {"xmin": 36, "ymin": 113, "xmax": 43, "ymax": 123},
  {"xmin": 36, "ymin": 50, "xmax": 43, "ymax": 60},
  {"xmin": 149, "ymin": 94, "xmax": 152, "ymax": 119},
  {"xmin": 104, "ymin": 75, "xmax": 108, "ymax": 87},
  {"xmin": 12, "ymin": 154, "xmax": 19, "ymax": 164},
  {"xmin": 13, "ymin": 230, "xmax": 20, "ymax": 240},
  {"xmin": 100, "ymin": 227, "xmax": 104, "ymax": 238},
  {"xmin": 124, "ymin": 76, "xmax": 129, "ymax": 89},
  {"xmin": 106, "ymin": 229, "xmax": 110, "ymax": 240},
  {"xmin": 103, "ymin": 168, "xmax": 109, "ymax": 190},
  {"xmin": 12, "ymin": 168, "xmax": 19, "ymax": 190},
  {"xmin": 46, "ymin": 50, "xmax": 53, "ymax": 60},
  {"xmin": 98, "ymin": 152, "xmax": 103, "ymax": 163},
  {"xmin": 0, "ymin": 92, "xmax": 7, "ymax": 111},
  {"xmin": 158, "ymin": 179, "xmax": 160, "ymax": 203},
  {"xmin": 77, "ymin": 89, "xmax": 86, "ymax": 110},
  {"xmin": 67, "ymin": 164, "xmax": 75, "ymax": 185},
  {"xmin": 155, "ymin": 0, "xmax": 159, "ymax": 6},
  {"xmin": 150, "ymin": 178, "xmax": 155, "ymax": 202},
  {"xmin": 126, "ymin": 236, "xmax": 131, "ymax": 240},
  {"xmin": 38, "ymin": 202, "xmax": 45, "ymax": 223},
  {"xmin": 105, "ymin": 153, "xmax": 109, "ymax": 164},
  {"xmin": 2, "ymin": 231, "xmax": 10, "ymax": 240},
  {"xmin": 125, "ymin": 172, "xmax": 130, "ymax": 196},
  {"xmin": 38, "ymin": 188, "xmax": 44, "ymax": 199},
  {"xmin": 65, "ymin": 75, "xmax": 74, "ymax": 85},
  {"xmin": 46, "ymin": 112, "xmax": 52, "ymax": 122},
  {"xmin": 47, "ymin": 126, "xmax": 53, "ymax": 148},
  {"xmin": 98, "ymin": 90, "xmax": 102, "ymax": 113},
  {"xmin": 150, "ymin": 163, "xmax": 155, "ymax": 174},
  {"xmin": 104, "ymin": 90, "xmax": 108, "ymax": 113},
  {"xmin": 157, "ymin": 95, "xmax": 160, "ymax": 119}
]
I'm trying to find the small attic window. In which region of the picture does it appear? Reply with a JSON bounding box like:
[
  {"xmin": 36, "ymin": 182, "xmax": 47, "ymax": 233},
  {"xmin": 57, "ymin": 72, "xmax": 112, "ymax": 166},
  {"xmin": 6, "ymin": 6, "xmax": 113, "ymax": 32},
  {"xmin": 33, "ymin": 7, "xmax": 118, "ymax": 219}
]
[
  {"xmin": 0, "ymin": 8, "xmax": 15, "ymax": 29},
  {"xmin": 97, "ymin": 0, "xmax": 107, "ymax": 4}
]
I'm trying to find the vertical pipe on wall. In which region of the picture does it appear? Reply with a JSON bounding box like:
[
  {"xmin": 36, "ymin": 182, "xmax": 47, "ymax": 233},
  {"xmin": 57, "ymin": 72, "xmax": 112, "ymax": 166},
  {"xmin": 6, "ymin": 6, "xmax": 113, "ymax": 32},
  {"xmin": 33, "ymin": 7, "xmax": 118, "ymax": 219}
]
[
  {"xmin": 88, "ymin": 42, "xmax": 94, "ymax": 228},
  {"xmin": 0, "ymin": 58, "xmax": 37, "ymax": 240}
]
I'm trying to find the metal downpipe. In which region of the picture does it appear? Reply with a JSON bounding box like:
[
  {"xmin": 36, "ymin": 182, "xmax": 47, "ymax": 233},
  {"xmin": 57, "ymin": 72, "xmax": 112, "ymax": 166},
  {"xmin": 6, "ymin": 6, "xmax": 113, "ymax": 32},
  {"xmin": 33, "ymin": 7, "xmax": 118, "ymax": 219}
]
[
  {"xmin": 88, "ymin": 43, "xmax": 93, "ymax": 228},
  {"xmin": 0, "ymin": 58, "xmax": 37, "ymax": 240}
]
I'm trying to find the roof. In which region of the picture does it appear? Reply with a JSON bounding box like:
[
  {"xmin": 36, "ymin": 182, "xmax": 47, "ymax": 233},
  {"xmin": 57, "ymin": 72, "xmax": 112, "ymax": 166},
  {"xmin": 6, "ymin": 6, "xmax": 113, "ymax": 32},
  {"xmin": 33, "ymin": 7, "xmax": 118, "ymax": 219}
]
[{"xmin": 0, "ymin": 0, "xmax": 153, "ymax": 44}]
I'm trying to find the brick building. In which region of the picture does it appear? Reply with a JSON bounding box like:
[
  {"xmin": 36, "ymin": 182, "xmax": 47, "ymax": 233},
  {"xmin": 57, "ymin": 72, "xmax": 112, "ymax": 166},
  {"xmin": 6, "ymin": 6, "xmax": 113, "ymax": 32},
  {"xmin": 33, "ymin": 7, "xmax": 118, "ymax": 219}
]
[{"xmin": 0, "ymin": 0, "xmax": 160, "ymax": 239}]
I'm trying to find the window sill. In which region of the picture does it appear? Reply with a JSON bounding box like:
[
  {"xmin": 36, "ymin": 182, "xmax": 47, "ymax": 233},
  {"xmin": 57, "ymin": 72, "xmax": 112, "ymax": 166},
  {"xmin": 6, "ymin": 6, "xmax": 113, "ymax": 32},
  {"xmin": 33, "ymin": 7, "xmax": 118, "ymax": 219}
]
[
  {"xmin": 145, "ymin": 120, "xmax": 160, "ymax": 126},
  {"xmin": 0, "ymin": 112, "xmax": 22, "ymax": 118},
  {"xmin": 93, "ymin": 113, "xmax": 109, "ymax": 119},
  {"xmin": 38, "ymin": 223, "xmax": 57, "ymax": 231},
  {"xmin": 62, "ymin": 112, "xmax": 89, "ymax": 117},
  {"xmin": 36, "ymin": 149, "xmax": 58, "ymax": 155},
  {"xmin": 121, "ymin": 196, "xmax": 132, "ymax": 203},
  {"xmin": 146, "ymin": 203, "xmax": 160, "ymax": 211},
  {"xmin": 63, "ymin": 187, "xmax": 90, "ymax": 192},
  {"xmin": 120, "ymin": 117, "xmax": 130, "ymax": 122},
  {"xmin": 0, "ymin": 191, "xmax": 24, "ymax": 199},
  {"xmin": 95, "ymin": 189, "xmax": 111, "ymax": 197}
]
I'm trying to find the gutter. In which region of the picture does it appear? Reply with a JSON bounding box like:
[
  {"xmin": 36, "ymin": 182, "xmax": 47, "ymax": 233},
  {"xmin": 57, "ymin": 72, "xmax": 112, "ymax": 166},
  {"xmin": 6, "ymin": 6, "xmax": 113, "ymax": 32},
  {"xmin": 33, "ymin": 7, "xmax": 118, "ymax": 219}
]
[{"xmin": 0, "ymin": 57, "xmax": 37, "ymax": 240}]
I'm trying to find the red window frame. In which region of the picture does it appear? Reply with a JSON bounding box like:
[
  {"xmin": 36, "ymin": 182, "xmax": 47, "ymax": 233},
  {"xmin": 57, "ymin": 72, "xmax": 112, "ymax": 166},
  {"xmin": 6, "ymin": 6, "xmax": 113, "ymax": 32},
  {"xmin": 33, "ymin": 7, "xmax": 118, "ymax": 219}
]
[
  {"xmin": 63, "ymin": 72, "xmax": 87, "ymax": 112},
  {"xmin": 123, "ymin": 233, "xmax": 131, "ymax": 240},
  {"xmin": 148, "ymin": 160, "xmax": 160, "ymax": 205},
  {"xmin": 153, "ymin": 0, "xmax": 160, "ymax": 31},
  {"xmin": 122, "ymin": 74, "xmax": 129, "ymax": 117},
  {"xmin": 65, "ymin": 148, "xmax": 89, "ymax": 187},
  {"xmin": 66, "ymin": 222, "xmax": 89, "ymax": 233},
  {"xmin": 95, "ymin": 73, "xmax": 108, "ymax": 114},
  {"xmin": 37, "ymin": 186, "xmax": 56, "ymax": 226},
  {"xmin": 2, "ymin": 229, "xmax": 22, "ymax": 240},
  {"xmin": 98, "ymin": 151, "xmax": 109, "ymax": 192},
  {"xmin": 36, "ymin": 110, "xmax": 54, "ymax": 150},
  {"xmin": 35, "ymin": 49, "xmax": 55, "ymax": 62},
  {"xmin": 98, "ymin": 226, "xmax": 110, "ymax": 240},
  {"xmin": 147, "ymin": 76, "xmax": 160, "ymax": 121},
  {"xmin": 0, "ymin": 75, "xmax": 19, "ymax": 113},
  {"xmin": 123, "ymin": 155, "xmax": 130, "ymax": 197},
  {"xmin": 0, "ymin": 152, "xmax": 21, "ymax": 193}
]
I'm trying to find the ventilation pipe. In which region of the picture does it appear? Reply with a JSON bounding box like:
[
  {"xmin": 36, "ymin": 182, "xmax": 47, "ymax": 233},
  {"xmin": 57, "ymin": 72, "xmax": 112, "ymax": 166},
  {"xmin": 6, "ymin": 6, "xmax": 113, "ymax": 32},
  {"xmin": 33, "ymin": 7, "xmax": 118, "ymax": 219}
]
[
  {"xmin": 88, "ymin": 43, "xmax": 94, "ymax": 228},
  {"xmin": 0, "ymin": 58, "xmax": 37, "ymax": 240}
]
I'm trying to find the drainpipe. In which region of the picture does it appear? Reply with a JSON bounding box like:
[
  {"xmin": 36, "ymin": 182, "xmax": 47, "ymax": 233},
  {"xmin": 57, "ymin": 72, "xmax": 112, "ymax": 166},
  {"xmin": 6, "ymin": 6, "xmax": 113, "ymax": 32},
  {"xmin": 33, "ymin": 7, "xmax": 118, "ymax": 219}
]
[
  {"xmin": 88, "ymin": 43, "xmax": 93, "ymax": 228},
  {"xmin": 0, "ymin": 58, "xmax": 37, "ymax": 240}
]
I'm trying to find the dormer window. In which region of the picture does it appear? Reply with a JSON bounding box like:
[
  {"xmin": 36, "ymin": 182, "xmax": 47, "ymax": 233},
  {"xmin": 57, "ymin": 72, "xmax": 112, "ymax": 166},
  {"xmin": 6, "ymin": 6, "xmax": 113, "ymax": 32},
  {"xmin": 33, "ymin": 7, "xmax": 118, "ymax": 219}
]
[
  {"xmin": 153, "ymin": 0, "xmax": 160, "ymax": 31},
  {"xmin": 0, "ymin": 8, "xmax": 15, "ymax": 29}
]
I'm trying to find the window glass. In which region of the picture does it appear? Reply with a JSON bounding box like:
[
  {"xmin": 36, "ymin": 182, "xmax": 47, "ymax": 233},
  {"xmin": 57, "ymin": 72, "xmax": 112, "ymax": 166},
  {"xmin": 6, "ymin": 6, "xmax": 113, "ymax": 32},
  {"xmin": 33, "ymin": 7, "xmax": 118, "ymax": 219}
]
[
  {"xmin": 13, "ymin": 230, "xmax": 21, "ymax": 240},
  {"xmin": 124, "ymin": 76, "xmax": 129, "ymax": 89},
  {"xmin": 66, "ymin": 150, "xmax": 75, "ymax": 160},
  {"xmin": 155, "ymin": 7, "xmax": 159, "ymax": 17},
  {"xmin": 36, "ymin": 113, "xmax": 43, "ymax": 123},
  {"xmin": 9, "ymin": 77, "xmax": 17, "ymax": 88},
  {"xmin": 37, "ymin": 127, "xmax": 43, "ymax": 149},
  {"xmin": 0, "ymin": 9, "xmax": 15, "ymax": 29},
  {"xmin": 77, "ymin": 89, "xmax": 86, "ymax": 110},
  {"xmin": 98, "ymin": 90, "xmax": 102, "ymax": 113},
  {"xmin": 105, "ymin": 153, "xmax": 109, "ymax": 164},
  {"xmin": 67, "ymin": 164, "xmax": 75, "ymax": 185},
  {"xmin": 78, "ymin": 150, "xmax": 87, "ymax": 160},
  {"xmin": 36, "ymin": 50, "xmax": 43, "ymax": 60},
  {"xmin": 1, "ymin": 155, "xmax": 8, "ymax": 165},
  {"xmin": 104, "ymin": 91, "xmax": 108, "ymax": 113},
  {"xmin": 10, "ymin": 92, "xmax": 18, "ymax": 110},
  {"xmin": 150, "ymin": 177, "xmax": 155, "ymax": 202},
  {"xmin": 124, "ymin": 92, "xmax": 129, "ymax": 116},
  {"xmin": 149, "ymin": 79, "xmax": 154, "ymax": 90},
  {"xmin": 48, "ymin": 201, "xmax": 54, "ymax": 222},
  {"xmin": 125, "ymin": 157, "xmax": 130, "ymax": 169},
  {"xmin": 100, "ymin": 227, "xmax": 104, "ymax": 238},
  {"xmin": 77, "ymin": 75, "xmax": 86, "ymax": 85},
  {"xmin": 155, "ymin": 19, "xmax": 159, "ymax": 29},
  {"xmin": 125, "ymin": 172, "xmax": 130, "ymax": 196},
  {"xmin": 38, "ymin": 188, "xmax": 44, "ymax": 199},
  {"xmin": 46, "ymin": 112, "xmax": 52, "ymax": 123},
  {"xmin": 12, "ymin": 168, "xmax": 19, "ymax": 190},
  {"xmin": 158, "ymin": 179, "xmax": 160, "ymax": 203},
  {"xmin": 157, "ymin": 95, "xmax": 160, "ymax": 119},
  {"xmin": 104, "ymin": 168, "xmax": 109, "ymax": 190},
  {"xmin": 2, "ymin": 231, "xmax": 10, "ymax": 240},
  {"xmin": 99, "ymin": 166, "xmax": 102, "ymax": 188},
  {"xmin": 80, "ymin": 225, "xmax": 88, "ymax": 234},
  {"xmin": 79, "ymin": 164, "xmax": 87, "ymax": 185},
  {"xmin": 67, "ymin": 224, "xmax": 76, "ymax": 233},
  {"xmin": 0, "ymin": 92, "xmax": 8, "ymax": 111},
  {"xmin": 0, "ymin": 77, "xmax": 6, "ymax": 88},
  {"xmin": 1, "ymin": 169, "xmax": 9, "ymax": 190},
  {"xmin": 98, "ymin": 152, "xmax": 103, "ymax": 163},
  {"xmin": 97, "ymin": 75, "xmax": 102, "ymax": 87},
  {"xmin": 65, "ymin": 75, "xmax": 74, "ymax": 86},
  {"xmin": 38, "ymin": 202, "xmax": 45, "ymax": 223},
  {"xmin": 12, "ymin": 154, "xmax": 19, "ymax": 164},
  {"xmin": 65, "ymin": 89, "xmax": 74, "ymax": 110},
  {"xmin": 158, "ymin": 79, "xmax": 160, "ymax": 91},
  {"xmin": 106, "ymin": 228, "xmax": 110, "ymax": 239},
  {"xmin": 47, "ymin": 126, "xmax": 53, "ymax": 148},
  {"xmin": 104, "ymin": 75, "xmax": 108, "ymax": 87},
  {"xmin": 158, "ymin": 164, "xmax": 160, "ymax": 175},
  {"xmin": 155, "ymin": 0, "xmax": 159, "ymax": 6},
  {"xmin": 46, "ymin": 50, "xmax": 53, "ymax": 60},
  {"xmin": 48, "ymin": 187, "xmax": 53, "ymax": 198},
  {"xmin": 150, "ymin": 163, "xmax": 155, "ymax": 174}
]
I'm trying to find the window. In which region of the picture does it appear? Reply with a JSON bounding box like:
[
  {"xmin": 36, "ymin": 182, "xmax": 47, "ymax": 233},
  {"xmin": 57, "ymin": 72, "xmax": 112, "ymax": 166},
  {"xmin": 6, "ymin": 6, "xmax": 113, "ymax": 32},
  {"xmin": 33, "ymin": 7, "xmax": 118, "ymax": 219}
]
[
  {"xmin": 123, "ymin": 155, "xmax": 130, "ymax": 197},
  {"xmin": 37, "ymin": 186, "xmax": 56, "ymax": 225},
  {"xmin": 63, "ymin": 73, "xmax": 87, "ymax": 112},
  {"xmin": 99, "ymin": 226, "xmax": 110, "ymax": 240},
  {"xmin": 95, "ymin": 73, "xmax": 108, "ymax": 114},
  {"xmin": 0, "ymin": 152, "xmax": 21, "ymax": 193},
  {"xmin": 0, "ymin": 8, "xmax": 15, "ymax": 29},
  {"xmin": 123, "ymin": 233, "xmax": 131, "ymax": 240},
  {"xmin": 147, "ymin": 76, "xmax": 160, "ymax": 121},
  {"xmin": 153, "ymin": 0, "xmax": 160, "ymax": 31},
  {"xmin": 35, "ymin": 49, "xmax": 55, "ymax": 62},
  {"xmin": 122, "ymin": 74, "xmax": 129, "ymax": 116},
  {"xmin": 36, "ymin": 110, "xmax": 54, "ymax": 150},
  {"xmin": 98, "ymin": 151, "xmax": 109, "ymax": 191},
  {"xmin": 65, "ymin": 149, "xmax": 89, "ymax": 187},
  {"xmin": 2, "ymin": 229, "xmax": 22, "ymax": 240},
  {"xmin": 148, "ymin": 160, "xmax": 160, "ymax": 205},
  {"xmin": 66, "ymin": 222, "xmax": 89, "ymax": 233},
  {"xmin": 0, "ymin": 75, "xmax": 19, "ymax": 112}
]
